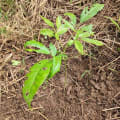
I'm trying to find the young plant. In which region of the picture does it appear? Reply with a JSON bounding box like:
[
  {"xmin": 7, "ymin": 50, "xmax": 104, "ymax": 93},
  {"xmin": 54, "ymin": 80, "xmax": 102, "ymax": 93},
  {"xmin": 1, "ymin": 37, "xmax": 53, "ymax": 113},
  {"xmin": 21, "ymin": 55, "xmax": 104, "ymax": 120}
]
[
  {"xmin": 40, "ymin": 15, "xmax": 70, "ymax": 40},
  {"xmin": 105, "ymin": 16, "xmax": 120, "ymax": 32},
  {"xmin": 64, "ymin": 3, "xmax": 104, "ymax": 55},
  {"xmin": 22, "ymin": 40, "xmax": 66, "ymax": 108},
  {"xmin": 105, "ymin": 16, "xmax": 120, "ymax": 52},
  {"xmin": 22, "ymin": 3, "xmax": 104, "ymax": 108}
]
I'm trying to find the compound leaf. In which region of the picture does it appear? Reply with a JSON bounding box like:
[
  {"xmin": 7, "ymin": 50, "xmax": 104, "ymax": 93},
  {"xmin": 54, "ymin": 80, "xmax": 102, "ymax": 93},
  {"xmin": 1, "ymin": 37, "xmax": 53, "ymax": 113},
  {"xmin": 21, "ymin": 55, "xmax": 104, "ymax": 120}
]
[
  {"xmin": 80, "ymin": 3, "xmax": 104, "ymax": 23},
  {"xmin": 57, "ymin": 24, "xmax": 69, "ymax": 35},
  {"xmin": 40, "ymin": 29, "xmax": 54, "ymax": 37},
  {"xmin": 81, "ymin": 37, "xmax": 104, "ymax": 46},
  {"xmin": 48, "ymin": 55, "xmax": 62, "ymax": 78},
  {"xmin": 40, "ymin": 16, "xmax": 54, "ymax": 28},
  {"xmin": 24, "ymin": 40, "xmax": 50, "ymax": 54},
  {"xmin": 74, "ymin": 40, "xmax": 84, "ymax": 55},
  {"xmin": 63, "ymin": 19, "xmax": 75, "ymax": 31},
  {"xmin": 64, "ymin": 12, "xmax": 76, "ymax": 25},
  {"xmin": 49, "ymin": 43, "xmax": 57, "ymax": 56},
  {"xmin": 22, "ymin": 59, "xmax": 52, "ymax": 108}
]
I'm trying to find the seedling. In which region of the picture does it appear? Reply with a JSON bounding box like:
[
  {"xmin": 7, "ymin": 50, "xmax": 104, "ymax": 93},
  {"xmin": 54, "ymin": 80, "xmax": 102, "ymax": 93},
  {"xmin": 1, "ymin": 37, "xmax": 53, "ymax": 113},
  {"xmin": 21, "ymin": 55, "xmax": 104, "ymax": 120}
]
[
  {"xmin": 40, "ymin": 15, "xmax": 70, "ymax": 40},
  {"xmin": 105, "ymin": 16, "xmax": 120, "ymax": 52},
  {"xmin": 22, "ymin": 3, "xmax": 104, "ymax": 108},
  {"xmin": 105, "ymin": 16, "xmax": 120, "ymax": 32},
  {"xmin": 65, "ymin": 3, "xmax": 104, "ymax": 54},
  {"xmin": 40, "ymin": 3, "xmax": 104, "ymax": 55},
  {"xmin": 22, "ymin": 40, "xmax": 66, "ymax": 107}
]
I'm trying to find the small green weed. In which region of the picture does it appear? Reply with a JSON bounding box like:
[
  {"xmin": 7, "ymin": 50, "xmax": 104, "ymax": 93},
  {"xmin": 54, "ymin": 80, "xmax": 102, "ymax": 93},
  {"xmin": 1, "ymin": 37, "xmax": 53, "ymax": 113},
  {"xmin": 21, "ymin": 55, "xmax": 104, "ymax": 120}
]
[
  {"xmin": 105, "ymin": 16, "xmax": 120, "ymax": 32},
  {"xmin": 105, "ymin": 16, "xmax": 120, "ymax": 52},
  {"xmin": 40, "ymin": 3, "xmax": 104, "ymax": 54},
  {"xmin": 22, "ymin": 3, "xmax": 104, "ymax": 108},
  {"xmin": 23, "ymin": 40, "xmax": 65, "ymax": 107}
]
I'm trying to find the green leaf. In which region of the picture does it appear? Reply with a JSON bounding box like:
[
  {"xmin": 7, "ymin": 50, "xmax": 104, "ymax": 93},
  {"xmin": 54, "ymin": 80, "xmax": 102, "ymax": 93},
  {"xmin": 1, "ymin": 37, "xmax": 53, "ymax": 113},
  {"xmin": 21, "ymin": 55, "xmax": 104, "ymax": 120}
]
[
  {"xmin": 40, "ymin": 29, "xmax": 54, "ymax": 37},
  {"xmin": 74, "ymin": 30, "xmax": 94, "ymax": 40},
  {"xmin": 67, "ymin": 40, "xmax": 74, "ymax": 46},
  {"xmin": 55, "ymin": 33, "xmax": 60, "ymax": 40},
  {"xmin": 59, "ymin": 53, "xmax": 68, "ymax": 60},
  {"xmin": 105, "ymin": 16, "xmax": 120, "ymax": 31},
  {"xmin": 57, "ymin": 24, "xmax": 69, "ymax": 35},
  {"xmin": 24, "ymin": 40, "xmax": 50, "ymax": 54},
  {"xmin": 22, "ymin": 59, "xmax": 52, "ymax": 108},
  {"xmin": 49, "ymin": 43, "xmax": 57, "ymax": 56},
  {"xmin": 74, "ymin": 40, "xmax": 84, "ymax": 55},
  {"xmin": 12, "ymin": 60, "xmax": 21, "ymax": 66},
  {"xmin": 80, "ymin": 24, "xmax": 93, "ymax": 33},
  {"xmin": 48, "ymin": 55, "xmax": 62, "ymax": 78},
  {"xmin": 80, "ymin": 3, "xmax": 104, "ymax": 23},
  {"xmin": 64, "ymin": 12, "xmax": 76, "ymax": 25},
  {"xmin": 81, "ymin": 38, "xmax": 104, "ymax": 46},
  {"xmin": 63, "ymin": 19, "xmax": 75, "ymax": 31},
  {"xmin": 56, "ymin": 16, "xmax": 62, "ymax": 29},
  {"xmin": 40, "ymin": 16, "xmax": 54, "ymax": 28}
]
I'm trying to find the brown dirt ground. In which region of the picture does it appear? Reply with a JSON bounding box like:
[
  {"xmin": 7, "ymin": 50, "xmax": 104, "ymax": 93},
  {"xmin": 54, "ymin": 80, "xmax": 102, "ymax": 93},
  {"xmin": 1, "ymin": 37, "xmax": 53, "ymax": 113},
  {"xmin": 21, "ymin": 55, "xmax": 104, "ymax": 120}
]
[{"xmin": 0, "ymin": 0, "xmax": 120, "ymax": 120}]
